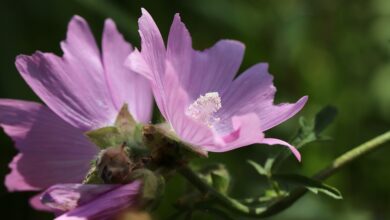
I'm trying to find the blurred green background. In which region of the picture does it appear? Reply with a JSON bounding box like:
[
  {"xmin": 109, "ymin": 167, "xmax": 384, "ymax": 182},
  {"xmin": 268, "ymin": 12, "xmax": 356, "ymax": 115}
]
[{"xmin": 0, "ymin": 0, "xmax": 389, "ymax": 219}]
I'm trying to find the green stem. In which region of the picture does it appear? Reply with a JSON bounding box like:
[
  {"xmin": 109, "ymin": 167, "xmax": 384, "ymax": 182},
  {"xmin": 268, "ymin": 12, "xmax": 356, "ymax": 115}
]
[
  {"xmin": 267, "ymin": 175, "xmax": 281, "ymax": 196},
  {"xmin": 314, "ymin": 130, "xmax": 390, "ymax": 180},
  {"xmin": 178, "ymin": 166, "xmax": 254, "ymax": 214},
  {"xmin": 179, "ymin": 130, "xmax": 390, "ymax": 218}
]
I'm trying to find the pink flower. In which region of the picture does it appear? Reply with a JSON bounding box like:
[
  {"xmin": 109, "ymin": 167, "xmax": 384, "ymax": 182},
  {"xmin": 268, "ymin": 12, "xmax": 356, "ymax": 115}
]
[
  {"xmin": 0, "ymin": 16, "xmax": 152, "ymax": 219},
  {"xmin": 41, "ymin": 182, "xmax": 142, "ymax": 220},
  {"xmin": 127, "ymin": 9, "xmax": 308, "ymax": 160}
]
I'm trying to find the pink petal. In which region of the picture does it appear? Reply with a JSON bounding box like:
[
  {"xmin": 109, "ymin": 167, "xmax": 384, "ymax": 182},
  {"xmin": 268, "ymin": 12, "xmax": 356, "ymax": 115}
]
[
  {"xmin": 41, "ymin": 184, "xmax": 116, "ymax": 212},
  {"xmin": 126, "ymin": 49, "xmax": 152, "ymax": 81},
  {"xmin": 207, "ymin": 113, "xmax": 264, "ymax": 152},
  {"xmin": 166, "ymin": 13, "xmax": 192, "ymax": 92},
  {"xmin": 130, "ymin": 57, "xmax": 222, "ymax": 154},
  {"xmin": 261, "ymin": 138, "xmax": 301, "ymax": 161},
  {"xmin": 219, "ymin": 63, "xmax": 308, "ymax": 132},
  {"xmin": 15, "ymin": 16, "xmax": 117, "ymax": 131},
  {"xmin": 185, "ymin": 40, "xmax": 245, "ymax": 100},
  {"xmin": 0, "ymin": 99, "xmax": 98, "ymax": 191},
  {"xmin": 213, "ymin": 113, "xmax": 301, "ymax": 161},
  {"xmin": 137, "ymin": 8, "xmax": 166, "ymax": 80},
  {"xmin": 5, "ymin": 154, "xmax": 39, "ymax": 191},
  {"xmin": 132, "ymin": 8, "xmax": 168, "ymax": 118},
  {"xmin": 102, "ymin": 19, "xmax": 153, "ymax": 123},
  {"xmin": 154, "ymin": 62, "xmax": 222, "ymax": 154},
  {"xmin": 55, "ymin": 182, "xmax": 142, "ymax": 220},
  {"xmin": 167, "ymin": 15, "xmax": 244, "ymax": 100},
  {"xmin": 129, "ymin": 9, "xmax": 182, "ymax": 121},
  {"xmin": 261, "ymin": 96, "xmax": 308, "ymax": 131},
  {"xmin": 30, "ymin": 193, "xmax": 57, "ymax": 212}
]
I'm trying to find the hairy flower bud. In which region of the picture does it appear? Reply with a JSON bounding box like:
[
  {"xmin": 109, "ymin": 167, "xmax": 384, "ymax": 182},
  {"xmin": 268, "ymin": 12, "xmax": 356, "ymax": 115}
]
[{"xmin": 96, "ymin": 143, "xmax": 135, "ymax": 184}]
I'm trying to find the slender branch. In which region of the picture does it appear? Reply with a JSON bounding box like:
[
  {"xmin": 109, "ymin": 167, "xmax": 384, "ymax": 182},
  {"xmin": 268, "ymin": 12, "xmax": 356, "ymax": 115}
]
[
  {"xmin": 179, "ymin": 130, "xmax": 390, "ymax": 218},
  {"xmin": 314, "ymin": 130, "xmax": 390, "ymax": 180}
]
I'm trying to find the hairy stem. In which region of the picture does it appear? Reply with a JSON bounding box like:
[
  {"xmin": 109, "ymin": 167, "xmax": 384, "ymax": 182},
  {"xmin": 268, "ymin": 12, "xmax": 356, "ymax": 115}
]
[{"xmin": 179, "ymin": 130, "xmax": 390, "ymax": 218}]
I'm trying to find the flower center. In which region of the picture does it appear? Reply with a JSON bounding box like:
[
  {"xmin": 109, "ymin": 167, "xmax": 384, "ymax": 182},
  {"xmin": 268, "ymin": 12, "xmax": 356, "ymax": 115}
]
[{"xmin": 185, "ymin": 92, "xmax": 222, "ymax": 127}]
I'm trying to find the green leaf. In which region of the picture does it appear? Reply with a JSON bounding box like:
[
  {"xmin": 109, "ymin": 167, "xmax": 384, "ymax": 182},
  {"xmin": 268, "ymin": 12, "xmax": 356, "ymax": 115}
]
[
  {"xmin": 210, "ymin": 166, "xmax": 231, "ymax": 194},
  {"xmin": 274, "ymin": 174, "xmax": 342, "ymax": 199},
  {"xmin": 292, "ymin": 105, "xmax": 338, "ymax": 148},
  {"xmin": 85, "ymin": 126, "xmax": 121, "ymax": 149},
  {"xmin": 314, "ymin": 105, "xmax": 338, "ymax": 135},
  {"xmin": 197, "ymin": 164, "xmax": 231, "ymax": 194},
  {"xmin": 264, "ymin": 158, "xmax": 275, "ymax": 173},
  {"xmin": 247, "ymin": 160, "xmax": 268, "ymax": 176},
  {"xmin": 292, "ymin": 117, "xmax": 316, "ymax": 147},
  {"xmin": 266, "ymin": 106, "xmax": 338, "ymax": 172}
]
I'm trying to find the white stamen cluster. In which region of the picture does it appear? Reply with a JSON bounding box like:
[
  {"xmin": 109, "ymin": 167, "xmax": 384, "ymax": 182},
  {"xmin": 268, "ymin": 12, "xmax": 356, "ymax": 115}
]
[{"xmin": 185, "ymin": 92, "xmax": 222, "ymax": 127}]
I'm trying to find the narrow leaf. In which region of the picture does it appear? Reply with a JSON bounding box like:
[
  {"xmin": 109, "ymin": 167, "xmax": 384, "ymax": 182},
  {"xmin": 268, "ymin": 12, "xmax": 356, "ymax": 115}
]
[
  {"xmin": 274, "ymin": 174, "xmax": 342, "ymax": 199},
  {"xmin": 264, "ymin": 158, "xmax": 275, "ymax": 173},
  {"xmin": 247, "ymin": 160, "xmax": 268, "ymax": 176}
]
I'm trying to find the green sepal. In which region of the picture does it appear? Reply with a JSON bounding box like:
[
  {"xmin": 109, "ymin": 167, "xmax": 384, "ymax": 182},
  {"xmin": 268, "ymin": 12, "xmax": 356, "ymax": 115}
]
[
  {"xmin": 82, "ymin": 159, "xmax": 103, "ymax": 184},
  {"xmin": 129, "ymin": 168, "xmax": 165, "ymax": 210},
  {"xmin": 274, "ymin": 174, "xmax": 342, "ymax": 199},
  {"xmin": 83, "ymin": 105, "xmax": 148, "ymax": 184},
  {"xmin": 84, "ymin": 104, "xmax": 146, "ymax": 157},
  {"xmin": 85, "ymin": 127, "xmax": 121, "ymax": 149},
  {"xmin": 114, "ymin": 104, "xmax": 137, "ymax": 132},
  {"xmin": 142, "ymin": 124, "xmax": 206, "ymax": 168}
]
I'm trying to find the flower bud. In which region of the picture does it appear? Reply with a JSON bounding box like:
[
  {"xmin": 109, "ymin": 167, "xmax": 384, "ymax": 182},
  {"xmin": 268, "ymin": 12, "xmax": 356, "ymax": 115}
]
[{"xmin": 96, "ymin": 142, "xmax": 135, "ymax": 184}]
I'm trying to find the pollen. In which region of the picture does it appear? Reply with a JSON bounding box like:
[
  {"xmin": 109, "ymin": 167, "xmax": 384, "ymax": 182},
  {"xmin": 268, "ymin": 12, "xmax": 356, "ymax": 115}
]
[{"xmin": 186, "ymin": 92, "xmax": 222, "ymax": 127}]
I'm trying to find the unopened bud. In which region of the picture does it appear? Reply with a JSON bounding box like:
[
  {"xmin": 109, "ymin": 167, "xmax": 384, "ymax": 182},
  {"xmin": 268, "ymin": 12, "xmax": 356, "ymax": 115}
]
[{"xmin": 96, "ymin": 142, "xmax": 135, "ymax": 184}]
